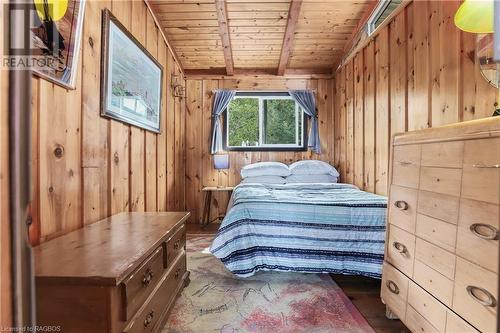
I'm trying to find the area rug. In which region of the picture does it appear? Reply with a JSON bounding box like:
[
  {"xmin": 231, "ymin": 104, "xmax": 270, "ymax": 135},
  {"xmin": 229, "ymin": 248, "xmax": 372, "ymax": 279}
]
[{"xmin": 163, "ymin": 236, "xmax": 375, "ymax": 333}]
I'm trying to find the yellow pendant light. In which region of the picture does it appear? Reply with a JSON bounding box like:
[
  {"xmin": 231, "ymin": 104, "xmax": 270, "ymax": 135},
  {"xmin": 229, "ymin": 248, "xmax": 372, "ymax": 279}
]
[
  {"xmin": 454, "ymin": 0, "xmax": 494, "ymax": 33},
  {"xmin": 34, "ymin": 0, "xmax": 69, "ymax": 22}
]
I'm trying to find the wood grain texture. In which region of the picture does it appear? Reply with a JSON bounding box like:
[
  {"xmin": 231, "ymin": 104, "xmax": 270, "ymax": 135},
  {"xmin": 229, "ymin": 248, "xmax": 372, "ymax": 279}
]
[
  {"xmin": 31, "ymin": 0, "xmax": 187, "ymax": 243},
  {"xmin": 277, "ymin": 0, "xmax": 302, "ymax": 76},
  {"xmin": 149, "ymin": 0, "xmax": 369, "ymax": 73},
  {"xmin": 334, "ymin": 0, "xmax": 499, "ymax": 195},
  {"xmin": 215, "ymin": 0, "xmax": 234, "ymax": 75},
  {"xmin": 353, "ymin": 52, "xmax": 364, "ymax": 189},
  {"xmin": 34, "ymin": 212, "xmax": 190, "ymax": 286},
  {"xmin": 184, "ymin": 77, "xmax": 335, "ymax": 223}
]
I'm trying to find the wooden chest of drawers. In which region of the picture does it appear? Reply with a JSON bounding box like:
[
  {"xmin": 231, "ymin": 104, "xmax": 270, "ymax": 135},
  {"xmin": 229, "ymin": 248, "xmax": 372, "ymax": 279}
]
[
  {"xmin": 381, "ymin": 117, "xmax": 500, "ymax": 333},
  {"xmin": 35, "ymin": 212, "xmax": 190, "ymax": 333}
]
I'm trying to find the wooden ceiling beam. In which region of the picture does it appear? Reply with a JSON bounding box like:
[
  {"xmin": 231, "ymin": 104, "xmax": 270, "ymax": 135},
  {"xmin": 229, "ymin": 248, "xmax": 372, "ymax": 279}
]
[
  {"xmin": 277, "ymin": 0, "xmax": 302, "ymax": 76},
  {"xmin": 215, "ymin": 0, "xmax": 234, "ymax": 76},
  {"xmin": 183, "ymin": 67, "xmax": 334, "ymax": 79}
]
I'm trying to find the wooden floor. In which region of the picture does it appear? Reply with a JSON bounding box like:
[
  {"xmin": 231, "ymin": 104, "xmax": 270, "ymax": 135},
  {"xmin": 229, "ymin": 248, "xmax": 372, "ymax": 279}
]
[
  {"xmin": 187, "ymin": 223, "xmax": 409, "ymax": 333},
  {"xmin": 332, "ymin": 274, "xmax": 409, "ymax": 333}
]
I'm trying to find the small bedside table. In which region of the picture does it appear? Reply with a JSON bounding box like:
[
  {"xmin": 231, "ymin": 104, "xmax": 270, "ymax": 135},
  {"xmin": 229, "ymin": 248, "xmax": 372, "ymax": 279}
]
[{"xmin": 201, "ymin": 186, "xmax": 234, "ymax": 227}]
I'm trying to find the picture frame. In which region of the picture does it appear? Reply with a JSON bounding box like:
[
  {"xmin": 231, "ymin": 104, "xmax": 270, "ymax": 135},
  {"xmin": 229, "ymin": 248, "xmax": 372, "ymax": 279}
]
[
  {"xmin": 100, "ymin": 9, "xmax": 163, "ymax": 133},
  {"xmin": 31, "ymin": 0, "xmax": 86, "ymax": 89}
]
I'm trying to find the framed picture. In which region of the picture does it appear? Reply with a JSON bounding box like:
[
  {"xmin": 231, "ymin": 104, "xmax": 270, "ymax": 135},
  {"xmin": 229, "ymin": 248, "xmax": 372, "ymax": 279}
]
[
  {"xmin": 31, "ymin": 0, "xmax": 86, "ymax": 89},
  {"xmin": 100, "ymin": 9, "xmax": 163, "ymax": 133}
]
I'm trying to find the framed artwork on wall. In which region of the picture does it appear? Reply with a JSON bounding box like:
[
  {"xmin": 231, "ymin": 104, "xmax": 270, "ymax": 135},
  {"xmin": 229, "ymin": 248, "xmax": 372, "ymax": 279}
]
[
  {"xmin": 100, "ymin": 9, "xmax": 163, "ymax": 133},
  {"xmin": 31, "ymin": 0, "xmax": 86, "ymax": 89}
]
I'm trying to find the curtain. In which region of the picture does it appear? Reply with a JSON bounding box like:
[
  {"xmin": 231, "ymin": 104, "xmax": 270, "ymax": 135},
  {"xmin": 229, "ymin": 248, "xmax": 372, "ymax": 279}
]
[
  {"xmin": 289, "ymin": 90, "xmax": 321, "ymax": 154},
  {"xmin": 210, "ymin": 89, "xmax": 236, "ymax": 154}
]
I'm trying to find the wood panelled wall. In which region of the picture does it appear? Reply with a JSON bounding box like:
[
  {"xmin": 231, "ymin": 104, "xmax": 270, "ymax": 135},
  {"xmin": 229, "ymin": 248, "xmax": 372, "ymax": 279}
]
[
  {"xmin": 334, "ymin": 0, "xmax": 499, "ymax": 196},
  {"xmin": 0, "ymin": 1, "xmax": 11, "ymax": 326},
  {"xmin": 30, "ymin": 0, "xmax": 186, "ymax": 244},
  {"xmin": 184, "ymin": 77, "xmax": 334, "ymax": 224}
]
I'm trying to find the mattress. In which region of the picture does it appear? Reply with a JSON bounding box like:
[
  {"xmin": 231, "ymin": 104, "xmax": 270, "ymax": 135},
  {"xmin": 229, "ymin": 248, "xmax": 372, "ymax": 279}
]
[{"xmin": 210, "ymin": 183, "xmax": 388, "ymax": 278}]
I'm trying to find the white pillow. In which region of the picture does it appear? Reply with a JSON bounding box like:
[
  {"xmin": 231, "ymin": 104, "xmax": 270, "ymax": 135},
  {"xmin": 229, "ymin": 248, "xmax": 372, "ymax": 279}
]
[
  {"xmin": 285, "ymin": 174, "xmax": 338, "ymax": 184},
  {"xmin": 289, "ymin": 160, "xmax": 340, "ymax": 177},
  {"xmin": 241, "ymin": 162, "xmax": 291, "ymax": 178},
  {"xmin": 241, "ymin": 176, "xmax": 287, "ymax": 184}
]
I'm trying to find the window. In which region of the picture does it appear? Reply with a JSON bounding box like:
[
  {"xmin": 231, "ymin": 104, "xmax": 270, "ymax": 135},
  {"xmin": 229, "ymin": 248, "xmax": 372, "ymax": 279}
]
[
  {"xmin": 367, "ymin": 0, "xmax": 403, "ymax": 36},
  {"xmin": 224, "ymin": 92, "xmax": 307, "ymax": 151}
]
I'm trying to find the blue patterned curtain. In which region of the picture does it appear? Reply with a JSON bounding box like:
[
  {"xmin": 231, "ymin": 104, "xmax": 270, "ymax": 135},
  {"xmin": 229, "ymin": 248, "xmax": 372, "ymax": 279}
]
[
  {"xmin": 210, "ymin": 89, "xmax": 236, "ymax": 154},
  {"xmin": 289, "ymin": 90, "xmax": 321, "ymax": 154}
]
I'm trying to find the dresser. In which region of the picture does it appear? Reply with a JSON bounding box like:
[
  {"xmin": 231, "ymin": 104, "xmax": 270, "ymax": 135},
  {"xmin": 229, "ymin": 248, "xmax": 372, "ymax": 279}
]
[
  {"xmin": 381, "ymin": 117, "xmax": 500, "ymax": 333},
  {"xmin": 35, "ymin": 212, "xmax": 190, "ymax": 333}
]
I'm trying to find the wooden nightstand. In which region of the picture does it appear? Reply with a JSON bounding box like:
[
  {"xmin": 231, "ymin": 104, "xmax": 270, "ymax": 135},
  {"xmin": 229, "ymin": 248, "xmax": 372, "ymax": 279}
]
[{"xmin": 201, "ymin": 186, "xmax": 234, "ymax": 227}]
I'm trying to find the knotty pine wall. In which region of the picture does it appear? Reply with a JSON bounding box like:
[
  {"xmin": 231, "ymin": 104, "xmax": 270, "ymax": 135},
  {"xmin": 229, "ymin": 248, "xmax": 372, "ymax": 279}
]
[
  {"xmin": 30, "ymin": 0, "xmax": 186, "ymax": 244},
  {"xmin": 184, "ymin": 77, "xmax": 334, "ymax": 224},
  {"xmin": 333, "ymin": 0, "xmax": 499, "ymax": 196}
]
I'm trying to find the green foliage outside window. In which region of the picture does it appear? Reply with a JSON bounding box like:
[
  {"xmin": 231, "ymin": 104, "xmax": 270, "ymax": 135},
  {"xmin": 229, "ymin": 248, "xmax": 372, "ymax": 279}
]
[
  {"xmin": 227, "ymin": 98, "xmax": 259, "ymax": 146},
  {"xmin": 227, "ymin": 96, "xmax": 304, "ymax": 148},
  {"xmin": 263, "ymin": 99, "xmax": 297, "ymax": 145}
]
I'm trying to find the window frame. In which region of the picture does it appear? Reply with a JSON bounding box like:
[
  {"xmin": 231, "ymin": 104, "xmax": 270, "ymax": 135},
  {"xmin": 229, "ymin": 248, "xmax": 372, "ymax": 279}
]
[
  {"xmin": 367, "ymin": 0, "xmax": 402, "ymax": 36},
  {"xmin": 223, "ymin": 92, "xmax": 308, "ymax": 152}
]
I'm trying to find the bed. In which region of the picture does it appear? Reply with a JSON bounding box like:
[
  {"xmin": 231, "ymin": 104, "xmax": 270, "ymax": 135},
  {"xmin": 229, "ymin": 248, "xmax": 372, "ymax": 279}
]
[{"xmin": 210, "ymin": 182, "xmax": 388, "ymax": 279}]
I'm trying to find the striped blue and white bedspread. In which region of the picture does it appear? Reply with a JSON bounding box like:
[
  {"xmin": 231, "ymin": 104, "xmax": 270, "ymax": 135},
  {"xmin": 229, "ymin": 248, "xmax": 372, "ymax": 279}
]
[{"xmin": 210, "ymin": 183, "xmax": 388, "ymax": 278}]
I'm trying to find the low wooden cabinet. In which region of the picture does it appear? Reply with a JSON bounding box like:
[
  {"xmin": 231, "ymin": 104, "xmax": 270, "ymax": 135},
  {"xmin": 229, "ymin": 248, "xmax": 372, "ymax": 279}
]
[
  {"xmin": 35, "ymin": 212, "xmax": 190, "ymax": 333},
  {"xmin": 382, "ymin": 117, "xmax": 500, "ymax": 333}
]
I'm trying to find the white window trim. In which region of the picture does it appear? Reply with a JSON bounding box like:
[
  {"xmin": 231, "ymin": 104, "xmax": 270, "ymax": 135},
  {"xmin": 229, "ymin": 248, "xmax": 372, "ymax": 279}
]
[
  {"xmin": 226, "ymin": 95, "xmax": 305, "ymax": 149},
  {"xmin": 367, "ymin": 0, "xmax": 393, "ymax": 36}
]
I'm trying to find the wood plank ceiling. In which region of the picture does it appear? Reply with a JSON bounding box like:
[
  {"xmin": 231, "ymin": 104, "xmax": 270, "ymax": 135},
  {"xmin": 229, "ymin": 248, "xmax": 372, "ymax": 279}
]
[{"xmin": 149, "ymin": 0, "xmax": 371, "ymax": 76}]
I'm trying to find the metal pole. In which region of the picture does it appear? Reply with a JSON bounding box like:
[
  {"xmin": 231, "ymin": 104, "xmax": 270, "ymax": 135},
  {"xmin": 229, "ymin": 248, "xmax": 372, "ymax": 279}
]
[{"xmin": 9, "ymin": 0, "xmax": 35, "ymax": 330}]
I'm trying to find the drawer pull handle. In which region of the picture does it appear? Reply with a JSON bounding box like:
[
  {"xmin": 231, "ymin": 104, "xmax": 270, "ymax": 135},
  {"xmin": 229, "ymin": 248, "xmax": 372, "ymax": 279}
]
[
  {"xmin": 175, "ymin": 268, "xmax": 181, "ymax": 279},
  {"xmin": 466, "ymin": 286, "xmax": 496, "ymax": 307},
  {"xmin": 174, "ymin": 240, "xmax": 180, "ymax": 250},
  {"xmin": 399, "ymin": 161, "xmax": 413, "ymax": 166},
  {"xmin": 386, "ymin": 280, "xmax": 400, "ymax": 295},
  {"xmin": 472, "ymin": 164, "xmax": 500, "ymax": 169},
  {"xmin": 392, "ymin": 241, "xmax": 407, "ymax": 255},
  {"xmin": 470, "ymin": 223, "xmax": 498, "ymax": 241},
  {"xmin": 394, "ymin": 200, "xmax": 409, "ymax": 211},
  {"xmin": 142, "ymin": 269, "xmax": 154, "ymax": 286},
  {"xmin": 143, "ymin": 311, "xmax": 154, "ymax": 327}
]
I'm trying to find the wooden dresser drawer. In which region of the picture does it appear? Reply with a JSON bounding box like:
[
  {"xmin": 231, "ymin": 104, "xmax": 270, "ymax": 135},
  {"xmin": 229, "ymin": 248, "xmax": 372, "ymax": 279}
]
[
  {"xmin": 386, "ymin": 225, "xmax": 415, "ymax": 277},
  {"xmin": 122, "ymin": 246, "xmax": 165, "ymax": 321},
  {"xmin": 415, "ymin": 238, "xmax": 455, "ymax": 280},
  {"xmin": 461, "ymin": 138, "xmax": 500, "ymax": 205},
  {"xmin": 445, "ymin": 311, "xmax": 479, "ymax": 333},
  {"xmin": 408, "ymin": 281, "xmax": 447, "ymax": 332},
  {"xmin": 417, "ymin": 191, "xmax": 459, "ymax": 225},
  {"xmin": 392, "ymin": 144, "xmax": 421, "ymax": 189},
  {"xmin": 405, "ymin": 305, "xmax": 440, "ymax": 333},
  {"xmin": 453, "ymin": 258, "xmax": 498, "ymax": 333},
  {"xmin": 416, "ymin": 214, "xmax": 456, "ymax": 253},
  {"xmin": 389, "ymin": 185, "xmax": 418, "ymax": 234},
  {"xmin": 457, "ymin": 198, "xmax": 499, "ymax": 273},
  {"xmin": 381, "ymin": 262, "xmax": 409, "ymax": 321},
  {"xmin": 165, "ymin": 225, "xmax": 186, "ymax": 268},
  {"xmin": 413, "ymin": 259, "xmax": 453, "ymax": 307},
  {"xmin": 419, "ymin": 167, "xmax": 462, "ymax": 197},
  {"xmin": 421, "ymin": 141, "xmax": 464, "ymax": 168},
  {"xmin": 124, "ymin": 254, "xmax": 186, "ymax": 333}
]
